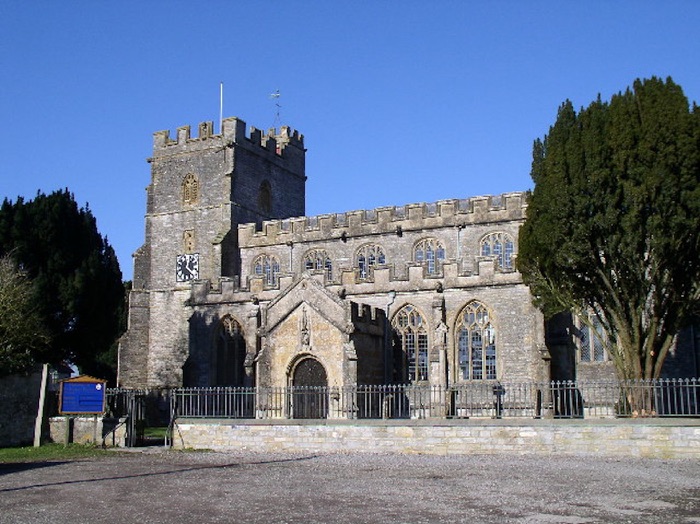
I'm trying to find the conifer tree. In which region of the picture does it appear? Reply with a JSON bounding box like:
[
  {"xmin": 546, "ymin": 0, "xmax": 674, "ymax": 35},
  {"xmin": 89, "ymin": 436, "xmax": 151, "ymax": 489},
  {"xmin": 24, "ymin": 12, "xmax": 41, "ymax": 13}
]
[
  {"xmin": 518, "ymin": 77, "xmax": 700, "ymax": 385},
  {"xmin": 0, "ymin": 190, "xmax": 125, "ymax": 381}
]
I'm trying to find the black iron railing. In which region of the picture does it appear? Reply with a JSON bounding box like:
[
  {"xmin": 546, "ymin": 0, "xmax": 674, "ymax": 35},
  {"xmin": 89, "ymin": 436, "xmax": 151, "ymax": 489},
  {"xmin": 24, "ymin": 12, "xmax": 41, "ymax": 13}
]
[{"xmin": 162, "ymin": 378, "xmax": 699, "ymax": 420}]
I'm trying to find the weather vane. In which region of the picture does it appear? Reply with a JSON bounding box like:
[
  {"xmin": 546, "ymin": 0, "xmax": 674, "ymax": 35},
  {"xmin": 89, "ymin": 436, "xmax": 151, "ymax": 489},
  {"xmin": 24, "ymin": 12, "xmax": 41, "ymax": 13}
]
[{"xmin": 270, "ymin": 89, "xmax": 281, "ymax": 128}]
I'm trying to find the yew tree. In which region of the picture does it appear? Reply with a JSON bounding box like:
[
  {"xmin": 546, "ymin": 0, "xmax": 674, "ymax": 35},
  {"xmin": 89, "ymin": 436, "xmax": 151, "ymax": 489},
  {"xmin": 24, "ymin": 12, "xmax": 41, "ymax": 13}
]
[
  {"xmin": 518, "ymin": 77, "xmax": 700, "ymax": 382},
  {"xmin": 0, "ymin": 190, "xmax": 125, "ymax": 381}
]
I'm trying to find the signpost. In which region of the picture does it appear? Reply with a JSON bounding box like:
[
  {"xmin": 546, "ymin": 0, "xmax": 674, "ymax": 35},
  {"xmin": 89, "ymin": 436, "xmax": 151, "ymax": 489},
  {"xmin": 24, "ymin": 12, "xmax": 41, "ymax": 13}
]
[
  {"xmin": 58, "ymin": 376, "xmax": 107, "ymax": 445},
  {"xmin": 59, "ymin": 376, "xmax": 107, "ymax": 414}
]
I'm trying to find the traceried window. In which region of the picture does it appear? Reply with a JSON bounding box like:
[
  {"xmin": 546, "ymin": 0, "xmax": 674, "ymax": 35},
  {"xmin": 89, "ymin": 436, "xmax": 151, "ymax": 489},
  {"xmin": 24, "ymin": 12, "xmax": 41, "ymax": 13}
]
[
  {"xmin": 258, "ymin": 180, "xmax": 272, "ymax": 214},
  {"xmin": 182, "ymin": 174, "xmax": 199, "ymax": 205},
  {"xmin": 480, "ymin": 232, "xmax": 515, "ymax": 270},
  {"xmin": 356, "ymin": 244, "xmax": 386, "ymax": 280},
  {"xmin": 414, "ymin": 238, "xmax": 446, "ymax": 275},
  {"xmin": 392, "ymin": 305, "xmax": 429, "ymax": 383},
  {"xmin": 253, "ymin": 254, "xmax": 280, "ymax": 286},
  {"xmin": 457, "ymin": 301, "xmax": 496, "ymax": 380},
  {"xmin": 575, "ymin": 312, "xmax": 609, "ymax": 362},
  {"xmin": 215, "ymin": 316, "xmax": 246, "ymax": 386},
  {"xmin": 303, "ymin": 249, "xmax": 333, "ymax": 281}
]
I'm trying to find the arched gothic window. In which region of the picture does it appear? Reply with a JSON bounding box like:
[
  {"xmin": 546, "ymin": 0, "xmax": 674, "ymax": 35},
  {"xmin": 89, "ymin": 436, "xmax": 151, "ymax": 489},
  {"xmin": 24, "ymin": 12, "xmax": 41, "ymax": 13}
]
[
  {"xmin": 215, "ymin": 316, "xmax": 246, "ymax": 386},
  {"xmin": 575, "ymin": 311, "xmax": 609, "ymax": 362},
  {"xmin": 258, "ymin": 180, "xmax": 272, "ymax": 214},
  {"xmin": 303, "ymin": 249, "xmax": 333, "ymax": 281},
  {"xmin": 253, "ymin": 254, "xmax": 280, "ymax": 286},
  {"xmin": 392, "ymin": 305, "xmax": 429, "ymax": 383},
  {"xmin": 356, "ymin": 244, "xmax": 386, "ymax": 280},
  {"xmin": 414, "ymin": 238, "xmax": 446, "ymax": 275},
  {"xmin": 480, "ymin": 232, "xmax": 515, "ymax": 270},
  {"xmin": 457, "ymin": 301, "xmax": 496, "ymax": 380},
  {"xmin": 182, "ymin": 174, "xmax": 199, "ymax": 205}
]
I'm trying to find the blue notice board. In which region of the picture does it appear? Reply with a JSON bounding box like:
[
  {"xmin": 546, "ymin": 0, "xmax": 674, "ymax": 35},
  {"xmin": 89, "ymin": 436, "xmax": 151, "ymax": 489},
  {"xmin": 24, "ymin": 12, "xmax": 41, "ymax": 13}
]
[{"xmin": 59, "ymin": 376, "xmax": 107, "ymax": 414}]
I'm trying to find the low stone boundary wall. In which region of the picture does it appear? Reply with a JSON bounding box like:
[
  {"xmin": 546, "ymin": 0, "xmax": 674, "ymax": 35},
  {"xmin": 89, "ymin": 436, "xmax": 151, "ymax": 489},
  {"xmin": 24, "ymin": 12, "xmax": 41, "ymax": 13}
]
[
  {"xmin": 49, "ymin": 417, "xmax": 128, "ymax": 446},
  {"xmin": 171, "ymin": 419, "xmax": 700, "ymax": 459}
]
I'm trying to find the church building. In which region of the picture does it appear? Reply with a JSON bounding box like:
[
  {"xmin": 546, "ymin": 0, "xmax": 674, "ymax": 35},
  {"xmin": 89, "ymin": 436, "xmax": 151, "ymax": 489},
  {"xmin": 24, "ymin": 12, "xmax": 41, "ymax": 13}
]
[{"xmin": 117, "ymin": 116, "xmax": 698, "ymax": 393}]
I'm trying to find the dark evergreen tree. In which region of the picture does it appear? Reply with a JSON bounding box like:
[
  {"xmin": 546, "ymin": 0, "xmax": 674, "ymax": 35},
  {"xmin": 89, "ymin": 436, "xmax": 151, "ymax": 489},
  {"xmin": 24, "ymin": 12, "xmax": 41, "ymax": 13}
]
[
  {"xmin": 0, "ymin": 190, "xmax": 125, "ymax": 382},
  {"xmin": 518, "ymin": 77, "xmax": 700, "ymax": 385}
]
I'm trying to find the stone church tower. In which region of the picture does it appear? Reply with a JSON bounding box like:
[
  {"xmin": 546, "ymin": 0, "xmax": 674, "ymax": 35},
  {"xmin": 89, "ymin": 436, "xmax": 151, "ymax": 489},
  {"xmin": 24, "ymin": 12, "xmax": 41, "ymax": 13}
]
[{"xmin": 118, "ymin": 118, "xmax": 306, "ymax": 387}]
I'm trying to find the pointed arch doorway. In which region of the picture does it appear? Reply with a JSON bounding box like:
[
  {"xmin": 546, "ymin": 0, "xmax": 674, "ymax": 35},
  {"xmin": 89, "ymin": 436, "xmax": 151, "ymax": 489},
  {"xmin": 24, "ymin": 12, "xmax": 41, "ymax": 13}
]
[{"xmin": 291, "ymin": 357, "xmax": 328, "ymax": 419}]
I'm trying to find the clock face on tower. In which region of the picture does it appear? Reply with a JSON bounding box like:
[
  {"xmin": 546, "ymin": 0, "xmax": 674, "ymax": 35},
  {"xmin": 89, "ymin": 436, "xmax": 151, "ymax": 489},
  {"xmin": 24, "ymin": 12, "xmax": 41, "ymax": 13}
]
[{"xmin": 176, "ymin": 253, "xmax": 199, "ymax": 282}]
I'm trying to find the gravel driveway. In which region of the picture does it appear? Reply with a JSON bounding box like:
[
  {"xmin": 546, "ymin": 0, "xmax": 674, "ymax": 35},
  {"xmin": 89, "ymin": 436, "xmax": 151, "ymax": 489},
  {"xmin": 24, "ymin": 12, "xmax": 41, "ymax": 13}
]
[{"xmin": 1, "ymin": 449, "xmax": 698, "ymax": 523}]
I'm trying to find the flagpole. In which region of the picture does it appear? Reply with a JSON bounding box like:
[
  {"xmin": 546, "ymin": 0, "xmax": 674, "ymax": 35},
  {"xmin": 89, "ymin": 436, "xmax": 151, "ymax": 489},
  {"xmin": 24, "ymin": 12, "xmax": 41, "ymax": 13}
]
[{"xmin": 219, "ymin": 82, "xmax": 223, "ymax": 134}]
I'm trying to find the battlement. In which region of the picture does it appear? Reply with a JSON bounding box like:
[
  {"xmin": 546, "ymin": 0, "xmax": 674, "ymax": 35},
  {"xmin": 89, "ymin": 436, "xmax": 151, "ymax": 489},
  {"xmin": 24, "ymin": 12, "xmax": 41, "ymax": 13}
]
[
  {"xmin": 350, "ymin": 302, "xmax": 384, "ymax": 324},
  {"xmin": 247, "ymin": 125, "xmax": 305, "ymax": 152},
  {"xmin": 189, "ymin": 254, "xmax": 525, "ymax": 309},
  {"xmin": 239, "ymin": 192, "xmax": 527, "ymax": 246},
  {"xmin": 152, "ymin": 117, "xmax": 304, "ymax": 153}
]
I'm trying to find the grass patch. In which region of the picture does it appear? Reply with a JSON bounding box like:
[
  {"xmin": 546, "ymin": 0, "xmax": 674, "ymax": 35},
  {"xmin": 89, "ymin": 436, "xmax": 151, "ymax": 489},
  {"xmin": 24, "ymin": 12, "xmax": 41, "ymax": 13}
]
[
  {"xmin": 143, "ymin": 426, "xmax": 168, "ymax": 439},
  {"xmin": 0, "ymin": 443, "xmax": 109, "ymax": 463}
]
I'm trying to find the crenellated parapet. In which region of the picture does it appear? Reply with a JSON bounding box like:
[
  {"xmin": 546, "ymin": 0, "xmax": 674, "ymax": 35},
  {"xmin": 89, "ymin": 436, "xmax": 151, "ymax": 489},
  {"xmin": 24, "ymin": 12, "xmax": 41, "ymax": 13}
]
[
  {"xmin": 350, "ymin": 302, "xmax": 383, "ymax": 325},
  {"xmin": 350, "ymin": 302, "xmax": 387, "ymax": 339},
  {"xmin": 247, "ymin": 124, "xmax": 304, "ymax": 151},
  {"xmin": 239, "ymin": 192, "xmax": 527, "ymax": 246},
  {"xmin": 189, "ymin": 256, "xmax": 525, "ymax": 309},
  {"xmin": 151, "ymin": 117, "xmax": 304, "ymax": 160}
]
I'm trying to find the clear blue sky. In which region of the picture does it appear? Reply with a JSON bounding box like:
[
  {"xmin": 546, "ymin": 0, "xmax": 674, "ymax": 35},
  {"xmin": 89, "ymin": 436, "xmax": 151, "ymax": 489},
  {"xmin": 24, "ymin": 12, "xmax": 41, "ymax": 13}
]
[{"xmin": 2, "ymin": 2, "xmax": 698, "ymax": 281}]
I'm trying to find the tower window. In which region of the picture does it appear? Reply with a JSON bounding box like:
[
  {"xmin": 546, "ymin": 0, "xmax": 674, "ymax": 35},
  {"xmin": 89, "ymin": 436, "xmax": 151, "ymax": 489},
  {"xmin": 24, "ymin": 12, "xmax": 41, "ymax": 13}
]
[
  {"xmin": 183, "ymin": 230, "xmax": 195, "ymax": 253},
  {"xmin": 258, "ymin": 180, "xmax": 272, "ymax": 214},
  {"xmin": 182, "ymin": 174, "xmax": 199, "ymax": 205}
]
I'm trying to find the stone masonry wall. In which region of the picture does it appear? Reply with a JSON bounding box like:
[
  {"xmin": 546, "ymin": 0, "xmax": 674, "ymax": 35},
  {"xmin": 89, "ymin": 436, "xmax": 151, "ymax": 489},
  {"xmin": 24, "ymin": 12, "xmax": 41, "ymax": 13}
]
[
  {"xmin": 188, "ymin": 192, "xmax": 546, "ymax": 388},
  {"xmin": 172, "ymin": 419, "xmax": 700, "ymax": 459},
  {"xmin": 0, "ymin": 371, "xmax": 41, "ymax": 447},
  {"xmin": 146, "ymin": 289, "xmax": 192, "ymax": 387},
  {"xmin": 118, "ymin": 290, "xmax": 150, "ymax": 386}
]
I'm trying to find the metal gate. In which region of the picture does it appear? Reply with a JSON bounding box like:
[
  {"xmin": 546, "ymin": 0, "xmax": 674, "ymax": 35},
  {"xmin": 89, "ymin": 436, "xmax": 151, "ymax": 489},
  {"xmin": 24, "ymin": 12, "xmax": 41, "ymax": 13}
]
[
  {"xmin": 105, "ymin": 389, "xmax": 172, "ymax": 447},
  {"xmin": 125, "ymin": 391, "xmax": 146, "ymax": 447}
]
